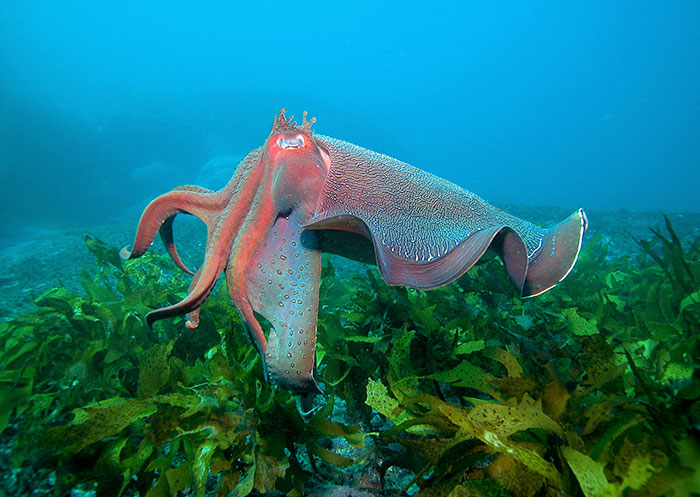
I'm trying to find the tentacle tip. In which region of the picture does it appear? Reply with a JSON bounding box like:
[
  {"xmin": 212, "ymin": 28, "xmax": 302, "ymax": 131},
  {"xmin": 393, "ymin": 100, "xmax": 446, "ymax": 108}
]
[
  {"xmin": 145, "ymin": 313, "xmax": 156, "ymax": 329},
  {"xmin": 119, "ymin": 246, "xmax": 132, "ymax": 260}
]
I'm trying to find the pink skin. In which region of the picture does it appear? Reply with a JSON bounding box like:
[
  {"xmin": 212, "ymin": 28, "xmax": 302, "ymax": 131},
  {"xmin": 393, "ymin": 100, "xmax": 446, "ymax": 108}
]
[{"xmin": 123, "ymin": 110, "xmax": 330, "ymax": 392}]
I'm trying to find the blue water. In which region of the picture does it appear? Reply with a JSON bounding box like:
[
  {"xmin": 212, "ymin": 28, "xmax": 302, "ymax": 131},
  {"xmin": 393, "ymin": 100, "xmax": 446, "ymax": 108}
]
[{"xmin": 1, "ymin": 1, "xmax": 699, "ymax": 239}]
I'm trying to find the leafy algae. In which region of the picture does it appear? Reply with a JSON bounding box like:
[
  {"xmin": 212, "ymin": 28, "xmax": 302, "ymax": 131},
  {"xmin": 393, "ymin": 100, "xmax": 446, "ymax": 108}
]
[{"xmin": 0, "ymin": 221, "xmax": 699, "ymax": 496}]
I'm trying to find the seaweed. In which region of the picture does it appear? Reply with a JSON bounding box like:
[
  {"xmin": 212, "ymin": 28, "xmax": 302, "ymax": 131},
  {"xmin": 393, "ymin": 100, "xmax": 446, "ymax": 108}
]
[
  {"xmin": 1, "ymin": 235, "xmax": 363, "ymax": 496},
  {"xmin": 1, "ymin": 220, "xmax": 699, "ymax": 496}
]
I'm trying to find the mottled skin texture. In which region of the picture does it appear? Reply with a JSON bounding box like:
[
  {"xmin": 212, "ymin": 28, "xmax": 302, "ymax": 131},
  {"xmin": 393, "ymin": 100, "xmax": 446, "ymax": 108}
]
[{"xmin": 123, "ymin": 110, "xmax": 587, "ymax": 393}]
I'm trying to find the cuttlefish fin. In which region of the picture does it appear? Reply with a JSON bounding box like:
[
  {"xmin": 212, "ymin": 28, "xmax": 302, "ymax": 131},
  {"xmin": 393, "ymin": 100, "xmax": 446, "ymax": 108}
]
[
  {"xmin": 242, "ymin": 215, "xmax": 322, "ymax": 393},
  {"xmin": 304, "ymin": 135, "xmax": 586, "ymax": 297},
  {"xmin": 306, "ymin": 216, "xmax": 527, "ymax": 290},
  {"xmin": 306, "ymin": 209, "xmax": 586, "ymax": 297},
  {"xmin": 520, "ymin": 208, "xmax": 588, "ymax": 297}
]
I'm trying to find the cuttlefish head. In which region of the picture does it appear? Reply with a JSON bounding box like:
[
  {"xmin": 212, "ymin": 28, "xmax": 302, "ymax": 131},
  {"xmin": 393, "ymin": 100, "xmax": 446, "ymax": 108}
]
[{"xmin": 264, "ymin": 109, "xmax": 331, "ymax": 219}]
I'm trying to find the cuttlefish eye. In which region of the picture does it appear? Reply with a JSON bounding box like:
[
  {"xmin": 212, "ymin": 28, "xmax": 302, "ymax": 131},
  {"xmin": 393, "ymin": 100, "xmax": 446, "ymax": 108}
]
[{"xmin": 277, "ymin": 135, "xmax": 304, "ymax": 149}]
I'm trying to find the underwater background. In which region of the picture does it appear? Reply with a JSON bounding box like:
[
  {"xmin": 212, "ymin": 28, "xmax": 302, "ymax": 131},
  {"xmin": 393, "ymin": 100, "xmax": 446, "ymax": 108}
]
[{"xmin": 1, "ymin": 2, "xmax": 699, "ymax": 497}]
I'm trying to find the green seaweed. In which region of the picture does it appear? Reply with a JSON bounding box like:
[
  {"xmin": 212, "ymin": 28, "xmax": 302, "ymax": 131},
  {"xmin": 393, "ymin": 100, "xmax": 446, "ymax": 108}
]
[
  {"xmin": 1, "ymin": 220, "xmax": 699, "ymax": 496},
  {"xmin": 1, "ymin": 235, "xmax": 364, "ymax": 496}
]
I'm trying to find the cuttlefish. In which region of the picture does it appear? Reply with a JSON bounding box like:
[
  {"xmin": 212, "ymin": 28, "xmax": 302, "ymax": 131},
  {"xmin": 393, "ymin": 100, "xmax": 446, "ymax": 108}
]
[{"xmin": 122, "ymin": 110, "xmax": 587, "ymax": 393}]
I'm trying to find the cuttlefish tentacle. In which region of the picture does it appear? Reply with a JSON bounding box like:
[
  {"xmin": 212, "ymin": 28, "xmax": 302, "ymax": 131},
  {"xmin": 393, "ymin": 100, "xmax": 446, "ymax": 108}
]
[
  {"xmin": 183, "ymin": 266, "xmax": 204, "ymax": 329},
  {"xmin": 144, "ymin": 150, "xmax": 274, "ymax": 327},
  {"xmin": 158, "ymin": 216, "xmax": 195, "ymax": 275},
  {"xmin": 120, "ymin": 189, "xmax": 230, "ymax": 262},
  {"xmin": 157, "ymin": 185, "xmax": 220, "ymax": 275},
  {"xmin": 224, "ymin": 175, "xmax": 279, "ymax": 354},
  {"xmin": 121, "ymin": 168, "xmax": 255, "ymax": 274},
  {"xmin": 155, "ymin": 175, "xmax": 256, "ymax": 274},
  {"xmin": 144, "ymin": 249, "xmax": 223, "ymax": 327}
]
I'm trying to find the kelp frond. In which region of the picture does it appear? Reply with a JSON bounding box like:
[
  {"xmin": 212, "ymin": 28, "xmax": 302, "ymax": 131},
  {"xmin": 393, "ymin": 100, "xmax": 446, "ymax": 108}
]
[{"xmin": 0, "ymin": 220, "xmax": 699, "ymax": 496}]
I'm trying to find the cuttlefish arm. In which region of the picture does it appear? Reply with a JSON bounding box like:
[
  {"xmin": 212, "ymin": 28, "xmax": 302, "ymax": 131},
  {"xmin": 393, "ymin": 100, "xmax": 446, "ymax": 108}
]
[
  {"xmin": 222, "ymin": 112, "xmax": 328, "ymax": 393},
  {"xmin": 240, "ymin": 213, "xmax": 322, "ymax": 392},
  {"xmin": 303, "ymin": 135, "xmax": 587, "ymax": 297},
  {"xmin": 121, "ymin": 150, "xmax": 265, "ymax": 267}
]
